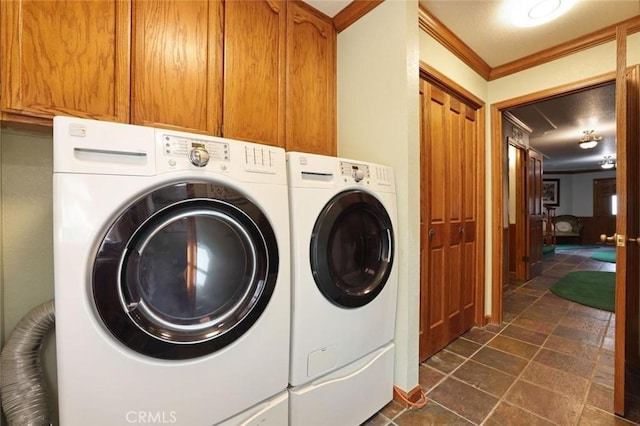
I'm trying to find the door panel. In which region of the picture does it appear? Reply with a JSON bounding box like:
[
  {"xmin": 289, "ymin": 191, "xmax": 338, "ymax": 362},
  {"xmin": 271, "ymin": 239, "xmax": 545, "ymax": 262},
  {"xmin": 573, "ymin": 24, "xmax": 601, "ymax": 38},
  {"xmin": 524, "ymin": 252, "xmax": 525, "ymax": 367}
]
[
  {"xmin": 613, "ymin": 24, "xmax": 640, "ymax": 412},
  {"xmin": 421, "ymin": 82, "xmax": 448, "ymax": 358},
  {"xmin": 447, "ymin": 97, "xmax": 464, "ymax": 338},
  {"xmin": 224, "ymin": 0, "xmax": 286, "ymax": 146},
  {"xmin": 462, "ymin": 106, "xmax": 478, "ymax": 329},
  {"xmin": 131, "ymin": 0, "xmax": 221, "ymax": 133},
  {"xmin": 509, "ymin": 144, "xmax": 528, "ymax": 281},
  {"xmin": 594, "ymin": 178, "xmax": 617, "ymax": 216},
  {"xmin": 527, "ymin": 149, "xmax": 544, "ymax": 279}
]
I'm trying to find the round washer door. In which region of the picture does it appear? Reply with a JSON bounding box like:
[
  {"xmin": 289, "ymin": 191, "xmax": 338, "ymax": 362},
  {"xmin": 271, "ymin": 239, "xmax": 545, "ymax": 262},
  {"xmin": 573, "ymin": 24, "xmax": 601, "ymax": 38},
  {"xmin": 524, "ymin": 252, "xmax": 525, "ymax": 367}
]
[
  {"xmin": 92, "ymin": 182, "xmax": 278, "ymax": 360},
  {"xmin": 310, "ymin": 189, "xmax": 394, "ymax": 308}
]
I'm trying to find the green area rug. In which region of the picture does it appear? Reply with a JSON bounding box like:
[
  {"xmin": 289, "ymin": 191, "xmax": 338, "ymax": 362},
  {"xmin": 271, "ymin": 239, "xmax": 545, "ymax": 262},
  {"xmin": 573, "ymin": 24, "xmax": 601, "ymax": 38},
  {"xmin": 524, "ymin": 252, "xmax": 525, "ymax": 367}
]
[
  {"xmin": 543, "ymin": 245, "xmax": 555, "ymax": 258},
  {"xmin": 555, "ymin": 244, "xmax": 603, "ymax": 250},
  {"xmin": 550, "ymin": 271, "xmax": 615, "ymax": 312},
  {"xmin": 591, "ymin": 249, "xmax": 616, "ymax": 263}
]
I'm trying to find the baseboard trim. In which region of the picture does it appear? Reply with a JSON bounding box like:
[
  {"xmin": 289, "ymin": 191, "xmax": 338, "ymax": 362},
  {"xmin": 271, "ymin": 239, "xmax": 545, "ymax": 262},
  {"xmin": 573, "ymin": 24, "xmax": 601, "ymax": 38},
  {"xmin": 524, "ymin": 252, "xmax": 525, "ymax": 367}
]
[
  {"xmin": 483, "ymin": 315, "xmax": 492, "ymax": 326},
  {"xmin": 392, "ymin": 384, "xmax": 423, "ymax": 406}
]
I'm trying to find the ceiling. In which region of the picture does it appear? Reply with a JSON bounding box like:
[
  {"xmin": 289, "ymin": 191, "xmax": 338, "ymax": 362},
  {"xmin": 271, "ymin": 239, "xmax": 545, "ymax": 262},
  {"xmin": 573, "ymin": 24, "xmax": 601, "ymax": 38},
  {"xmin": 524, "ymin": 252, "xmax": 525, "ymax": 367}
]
[
  {"xmin": 419, "ymin": 0, "xmax": 640, "ymax": 68},
  {"xmin": 305, "ymin": 0, "xmax": 640, "ymax": 172},
  {"xmin": 506, "ymin": 83, "xmax": 616, "ymax": 172}
]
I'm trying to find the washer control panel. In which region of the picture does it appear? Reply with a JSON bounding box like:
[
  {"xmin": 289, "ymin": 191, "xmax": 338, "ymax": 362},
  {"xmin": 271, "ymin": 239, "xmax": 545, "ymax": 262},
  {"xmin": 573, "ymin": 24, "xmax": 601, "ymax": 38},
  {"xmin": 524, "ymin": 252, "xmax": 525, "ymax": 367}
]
[
  {"xmin": 158, "ymin": 132, "xmax": 284, "ymax": 178},
  {"xmin": 162, "ymin": 135, "xmax": 230, "ymax": 166},
  {"xmin": 340, "ymin": 161, "xmax": 370, "ymax": 183}
]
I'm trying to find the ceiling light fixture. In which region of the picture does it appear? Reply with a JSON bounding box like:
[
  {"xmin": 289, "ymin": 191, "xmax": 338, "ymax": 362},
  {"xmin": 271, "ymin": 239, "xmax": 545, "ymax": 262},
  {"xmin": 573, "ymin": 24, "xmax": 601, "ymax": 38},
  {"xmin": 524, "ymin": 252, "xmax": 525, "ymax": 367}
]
[
  {"xmin": 508, "ymin": 0, "xmax": 577, "ymax": 28},
  {"xmin": 578, "ymin": 129, "xmax": 602, "ymax": 149},
  {"xmin": 600, "ymin": 156, "xmax": 615, "ymax": 169},
  {"xmin": 528, "ymin": 0, "xmax": 561, "ymax": 19}
]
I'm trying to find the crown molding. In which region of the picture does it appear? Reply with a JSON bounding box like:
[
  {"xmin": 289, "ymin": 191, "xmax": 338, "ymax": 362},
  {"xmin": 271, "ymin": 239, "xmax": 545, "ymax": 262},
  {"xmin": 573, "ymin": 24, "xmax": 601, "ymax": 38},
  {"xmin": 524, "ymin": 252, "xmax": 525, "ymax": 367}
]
[
  {"xmin": 418, "ymin": 6, "xmax": 491, "ymax": 80},
  {"xmin": 490, "ymin": 15, "xmax": 640, "ymax": 80},
  {"xmin": 503, "ymin": 111, "xmax": 533, "ymax": 134},
  {"xmin": 333, "ymin": 0, "xmax": 384, "ymax": 33},
  {"xmin": 419, "ymin": 6, "xmax": 640, "ymax": 82}
]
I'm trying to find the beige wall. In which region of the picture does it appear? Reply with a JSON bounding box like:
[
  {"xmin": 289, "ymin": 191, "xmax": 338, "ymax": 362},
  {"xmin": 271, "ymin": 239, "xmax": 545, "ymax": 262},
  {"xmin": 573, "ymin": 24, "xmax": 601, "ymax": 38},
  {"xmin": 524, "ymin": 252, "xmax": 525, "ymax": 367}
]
[
  {"xmin": 337, "ymin": 0, "xmax": 421, "ymax": 393},
  {"xmin": 0, "ymin": 127, "xmax": 58, "ymax": 423},
  {"xmin": 418, "ymin": 32, "xmax": 488, "ymax": 101}
]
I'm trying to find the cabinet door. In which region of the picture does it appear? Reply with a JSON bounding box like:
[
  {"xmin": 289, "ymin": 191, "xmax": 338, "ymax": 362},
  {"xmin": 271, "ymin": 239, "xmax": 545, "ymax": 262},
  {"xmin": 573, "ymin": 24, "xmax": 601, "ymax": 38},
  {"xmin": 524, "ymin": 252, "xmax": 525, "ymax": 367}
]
[
  {"xmin": 223, "ymin": 0, "xmax": 286, "ymax": 147},
  {"xmin": 131, "ymin": 0, "xmax": 223, "ymax": 134},
  {"xmin": 285, "ymin": 2, "xmax": 336, "ymax": 156},
  {"xmin": 1, "ymin": 0, "xmax": 130, "ymax": 123}
]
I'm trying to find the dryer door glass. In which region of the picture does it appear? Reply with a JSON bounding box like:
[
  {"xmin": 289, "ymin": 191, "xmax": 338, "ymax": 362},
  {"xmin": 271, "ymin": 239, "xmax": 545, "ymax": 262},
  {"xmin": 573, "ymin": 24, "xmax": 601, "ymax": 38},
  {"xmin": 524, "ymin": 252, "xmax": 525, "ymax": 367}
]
[
  {"xmin": 310, "ymin": 190, "xmax": 394, "ymax": 308},
  {"xmin": 93, "ymin": 182, "xmax": 278, "ymax": 360}
]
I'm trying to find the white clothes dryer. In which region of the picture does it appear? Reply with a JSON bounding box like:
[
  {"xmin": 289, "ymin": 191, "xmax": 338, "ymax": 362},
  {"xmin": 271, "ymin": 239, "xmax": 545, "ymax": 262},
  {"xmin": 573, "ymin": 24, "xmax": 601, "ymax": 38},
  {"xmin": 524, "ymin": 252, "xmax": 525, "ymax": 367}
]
[
  {"xmin": 53, "ymin": 117, "xmax": 290, "ymax": 426},
  {"xmin": 286, "ymin": 152, "xmax": 398, "ymax": 424}
]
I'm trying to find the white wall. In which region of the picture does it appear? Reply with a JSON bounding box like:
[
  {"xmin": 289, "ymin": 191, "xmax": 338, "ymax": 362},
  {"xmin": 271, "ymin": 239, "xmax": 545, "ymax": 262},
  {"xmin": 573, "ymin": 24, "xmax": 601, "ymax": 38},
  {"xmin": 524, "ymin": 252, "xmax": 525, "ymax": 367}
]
[{"xmin": 337, "ymin": 0, "xmax": 420, "ymax": 393}]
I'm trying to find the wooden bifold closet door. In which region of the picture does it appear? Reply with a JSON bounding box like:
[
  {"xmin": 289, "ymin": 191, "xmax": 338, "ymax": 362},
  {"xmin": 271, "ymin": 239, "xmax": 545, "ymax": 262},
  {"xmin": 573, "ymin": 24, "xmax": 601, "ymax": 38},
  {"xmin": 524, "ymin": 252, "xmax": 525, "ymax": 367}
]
[{"xmin": 419, "ymin": 79, "xmax": 480, "ymax": 360}]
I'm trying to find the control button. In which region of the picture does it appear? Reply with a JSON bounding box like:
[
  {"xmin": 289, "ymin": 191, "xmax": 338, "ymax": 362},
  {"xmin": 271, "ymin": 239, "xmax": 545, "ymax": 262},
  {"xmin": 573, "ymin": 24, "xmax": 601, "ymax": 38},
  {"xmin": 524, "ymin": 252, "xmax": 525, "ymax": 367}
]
[
  {"xmin": 168, "ymin": 159, "xmax": 176, "ymax": 167},
  {"xmin": 220, "ymin": 164, "xmax": 227, "ymax": 171},
  {"xmin": 189, "ymin": 147, "xmax": 210, "ymax": 167},
  {"xmin": 353, "ymin": 169, "xmax": 365, "ymax": 182}
]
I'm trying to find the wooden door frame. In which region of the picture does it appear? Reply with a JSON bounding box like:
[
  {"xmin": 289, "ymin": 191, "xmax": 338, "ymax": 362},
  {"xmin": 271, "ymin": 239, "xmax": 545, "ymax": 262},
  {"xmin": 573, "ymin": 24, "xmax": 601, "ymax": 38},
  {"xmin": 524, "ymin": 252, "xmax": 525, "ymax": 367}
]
[
  {"xmin": 419, "ymin": 62, "xmax": 486, "ymax": 330},
  {"xmin": 490, "ymin": 72, "xmax": 616, "ymax": 324}
]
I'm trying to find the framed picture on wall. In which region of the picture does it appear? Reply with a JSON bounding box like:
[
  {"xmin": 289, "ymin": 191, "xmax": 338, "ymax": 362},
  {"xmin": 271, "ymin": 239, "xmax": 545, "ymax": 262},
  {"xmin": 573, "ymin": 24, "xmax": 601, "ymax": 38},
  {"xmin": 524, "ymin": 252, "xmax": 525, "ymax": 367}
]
[{"xmin": 542, "ymin": 179, "xmax": 560, "ymax": 206}]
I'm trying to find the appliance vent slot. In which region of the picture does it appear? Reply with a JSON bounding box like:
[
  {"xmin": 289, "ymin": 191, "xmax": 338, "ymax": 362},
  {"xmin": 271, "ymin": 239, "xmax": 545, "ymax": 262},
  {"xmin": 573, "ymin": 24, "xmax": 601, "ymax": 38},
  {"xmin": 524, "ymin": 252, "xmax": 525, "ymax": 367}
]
[
  {"xmin": 301, "ymin": 171, "xmax": 333, "ymax": 182},
  {"xmin": 73, "ymin": 148, "xmax": 148, "ymax": 165}
]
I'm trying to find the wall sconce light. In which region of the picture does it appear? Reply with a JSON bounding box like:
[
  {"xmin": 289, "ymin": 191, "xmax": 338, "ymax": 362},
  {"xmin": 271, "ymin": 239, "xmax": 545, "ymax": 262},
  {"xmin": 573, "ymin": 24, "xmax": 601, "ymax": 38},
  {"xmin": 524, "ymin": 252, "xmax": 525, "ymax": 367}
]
[
  {"xmin": 600, "ymin": 156, "xmax": 615, "ymax": 169},
  {"xmin": 579, "ymin": 130, "xmax": 602, "ymax": 149}
]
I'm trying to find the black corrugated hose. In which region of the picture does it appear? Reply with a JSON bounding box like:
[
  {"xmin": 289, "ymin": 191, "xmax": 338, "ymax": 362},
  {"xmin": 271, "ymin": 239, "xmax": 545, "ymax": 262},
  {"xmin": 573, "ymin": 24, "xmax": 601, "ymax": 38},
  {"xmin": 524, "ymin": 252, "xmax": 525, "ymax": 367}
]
[{"xmin": 1, "ymin": 299, "xmax": 54, "ymax": 425}]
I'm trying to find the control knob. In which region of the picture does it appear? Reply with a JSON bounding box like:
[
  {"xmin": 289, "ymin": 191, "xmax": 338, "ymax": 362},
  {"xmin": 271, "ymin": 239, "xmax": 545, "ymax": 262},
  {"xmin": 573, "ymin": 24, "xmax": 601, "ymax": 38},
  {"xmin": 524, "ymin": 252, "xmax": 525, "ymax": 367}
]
[
  {"xmin": 189, "ymin": 147, "xmax": 210, "ymax": 167},
  {"xmin": 353, "ymin": 168, "xmax": 365, "ymax": 182}
]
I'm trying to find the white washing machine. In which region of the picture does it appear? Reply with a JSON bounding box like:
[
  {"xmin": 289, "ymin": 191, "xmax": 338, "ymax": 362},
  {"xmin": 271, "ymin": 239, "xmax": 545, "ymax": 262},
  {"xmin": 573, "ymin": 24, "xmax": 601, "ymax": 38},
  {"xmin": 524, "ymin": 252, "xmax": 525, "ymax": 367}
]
[
  {"xmin": 53, "ymin": 116, "xmax": 290, "ymax": 425},
  {"xmin": 218, "ymin": 391, "xmax": 288, "ymax": 426},
  {"xmin": 286, "ymin": 152, "xmax": 398, "ymax": 425}
]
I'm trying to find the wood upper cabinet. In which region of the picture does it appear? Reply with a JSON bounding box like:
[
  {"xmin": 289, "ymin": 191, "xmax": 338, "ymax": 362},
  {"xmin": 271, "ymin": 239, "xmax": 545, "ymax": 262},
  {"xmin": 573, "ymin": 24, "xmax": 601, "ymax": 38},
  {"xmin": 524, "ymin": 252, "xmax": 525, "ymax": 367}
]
[
  {"xmin": 132, "ymin": 0, "xmax": 286, "ymax": 147},
  {"xmin": 0, "ymin": 0, "xmax": 130, "ymax": 123},
  {"xmin": 223, "ymin": 0, "xmax": 286, "ymax": 147},
  {"xmin": 131, "ymin": 0, "xmax": 223, "ymax": 135},
  {"xmin": 285, "ymin": 1, "xmax": 336, "ymax": 156},
  {"xmin": 0, "ymin": 0, "xmax": 336, "ymax": 155}
]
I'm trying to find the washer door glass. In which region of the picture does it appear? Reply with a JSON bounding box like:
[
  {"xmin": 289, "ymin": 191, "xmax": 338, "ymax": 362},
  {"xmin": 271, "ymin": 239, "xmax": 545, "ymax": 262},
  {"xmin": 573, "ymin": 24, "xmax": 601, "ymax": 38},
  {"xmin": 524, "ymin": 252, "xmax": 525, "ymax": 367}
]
[
  {"xmin": 93, "ymin": 182, "xmax": 278, "ymax": 360},
  {"xmin": 310, "ymin": 190, "xmax": 394, "ymax": 308}
]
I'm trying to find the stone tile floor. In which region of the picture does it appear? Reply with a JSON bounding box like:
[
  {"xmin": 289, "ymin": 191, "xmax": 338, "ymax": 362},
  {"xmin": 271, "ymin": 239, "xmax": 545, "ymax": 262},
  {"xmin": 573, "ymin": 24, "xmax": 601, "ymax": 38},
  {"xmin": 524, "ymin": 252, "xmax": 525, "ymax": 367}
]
[{"xmin": 365, "ymin": 246, "xmax": 640, "ymax": 425}]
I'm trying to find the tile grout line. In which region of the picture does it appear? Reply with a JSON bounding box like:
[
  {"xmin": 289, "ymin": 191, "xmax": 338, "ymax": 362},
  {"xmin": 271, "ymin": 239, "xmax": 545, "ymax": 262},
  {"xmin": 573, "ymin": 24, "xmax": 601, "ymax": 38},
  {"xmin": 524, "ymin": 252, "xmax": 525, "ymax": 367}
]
[
  {"xmin": 479, "ymin": 288, "xmax": 563, "ymax": 425},
  {"xmin": 479, "ymin": 249, "xmax": 608, "ymax": 425}
]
